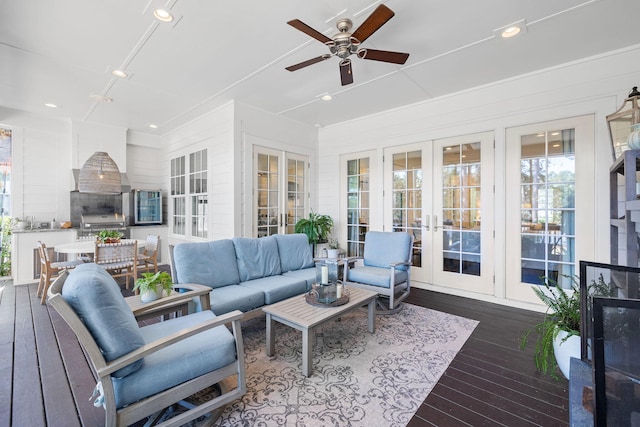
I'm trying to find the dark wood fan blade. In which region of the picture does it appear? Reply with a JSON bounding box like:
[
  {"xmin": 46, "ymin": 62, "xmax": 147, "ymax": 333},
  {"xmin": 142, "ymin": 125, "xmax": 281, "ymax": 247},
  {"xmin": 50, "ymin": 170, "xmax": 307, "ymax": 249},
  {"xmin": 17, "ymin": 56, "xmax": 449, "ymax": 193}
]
[
  {"xmin": 287, "ymin": 19, "xmax": 333, "ymax": 44},
  {"xmin": 340, "ymin": 60, "xmax": 353, "ymax": 86},
  {"xmin": 357, "ymin": 49, "xmax": 409, "ymax": 64},
  {"xmin": 351, "ymin": 4, "xmax": 395, "ymax": 43},
  {"xmin": 286, "ymin": 55, "xmax": 331, "ymax": 71}
]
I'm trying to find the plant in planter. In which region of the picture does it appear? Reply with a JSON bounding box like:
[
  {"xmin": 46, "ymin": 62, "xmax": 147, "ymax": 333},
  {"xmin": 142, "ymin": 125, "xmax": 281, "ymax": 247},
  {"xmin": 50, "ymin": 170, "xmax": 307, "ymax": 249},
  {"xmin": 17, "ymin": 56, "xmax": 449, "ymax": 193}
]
[
  {"xmin": 294, "ymin": 212, "xmax": 333, "ymax": 255},
  {"xmin": 327, "ymin": 238, "xmax": 341, "ymax": 259},
  {"xmin": 96, "ymin": 229, "xmax": 123, "ymax": 244},
  {"xmin": 520, "ymin": 274, "xmax": 611, "ymax": 379},
  {"xmin": 133, "ymin": 271, "xmax": 174, "ymax": 303}
]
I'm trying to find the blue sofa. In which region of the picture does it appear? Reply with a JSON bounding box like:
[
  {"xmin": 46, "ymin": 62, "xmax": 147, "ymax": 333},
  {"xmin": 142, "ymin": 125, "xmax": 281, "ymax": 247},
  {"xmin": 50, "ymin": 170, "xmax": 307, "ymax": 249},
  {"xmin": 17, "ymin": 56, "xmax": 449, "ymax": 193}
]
[{"xmin": 171, "ymin": 233, "xmax": 316, "ymax": 315}]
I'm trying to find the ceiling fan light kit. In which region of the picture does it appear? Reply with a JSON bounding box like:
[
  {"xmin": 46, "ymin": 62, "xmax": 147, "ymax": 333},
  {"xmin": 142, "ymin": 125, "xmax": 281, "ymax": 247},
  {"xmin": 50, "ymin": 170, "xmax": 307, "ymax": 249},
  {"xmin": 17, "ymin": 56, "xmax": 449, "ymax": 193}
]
[{"xmin": 286, "ymin": 4, "xmax": 409, "ymax": 86}]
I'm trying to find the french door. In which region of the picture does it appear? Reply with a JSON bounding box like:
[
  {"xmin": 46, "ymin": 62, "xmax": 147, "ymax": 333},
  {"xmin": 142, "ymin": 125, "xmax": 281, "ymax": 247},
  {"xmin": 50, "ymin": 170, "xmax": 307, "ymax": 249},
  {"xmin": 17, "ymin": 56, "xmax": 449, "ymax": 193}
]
[
  {"xmin": 384, "ymin": 131, "xmax": 494, "ymax": 293},
  {"xmin": 254, "ymin": 146, "xmax": 308, "ymax": 237},
  {"xmin": 505, "ymin": 116, "xmax": 594, "ymax": 304}
]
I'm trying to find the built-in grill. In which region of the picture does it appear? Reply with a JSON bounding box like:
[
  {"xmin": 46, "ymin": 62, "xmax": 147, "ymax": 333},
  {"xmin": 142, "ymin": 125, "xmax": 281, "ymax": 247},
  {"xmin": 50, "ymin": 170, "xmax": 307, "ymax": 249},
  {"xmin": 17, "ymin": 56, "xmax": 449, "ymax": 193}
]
[{"xmin": 80, "ymin": 213, "xmax": 129, "ymax": 238}]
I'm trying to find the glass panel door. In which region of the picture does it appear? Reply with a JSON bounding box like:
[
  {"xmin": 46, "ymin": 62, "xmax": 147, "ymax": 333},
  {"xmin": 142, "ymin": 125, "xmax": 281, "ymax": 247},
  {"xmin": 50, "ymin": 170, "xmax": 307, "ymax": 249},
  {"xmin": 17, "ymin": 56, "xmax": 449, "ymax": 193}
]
[
  {"xmin": 384, "ymin": 144, "xmax": 428, "ymax": 282},
  {"xmin": 256, "ymin": 150, "xmax": 280, "ymax": 237},
  {"xmin": 505, "ymin": 116, "xmax": 595, "ymax": 304},
  {"xmin": 254, "ymin": 147, "xmax": 308, "ymax": 237},
  {"xmin": 432, "ymin": 131, "xmax": 494, "ymax": 294}
]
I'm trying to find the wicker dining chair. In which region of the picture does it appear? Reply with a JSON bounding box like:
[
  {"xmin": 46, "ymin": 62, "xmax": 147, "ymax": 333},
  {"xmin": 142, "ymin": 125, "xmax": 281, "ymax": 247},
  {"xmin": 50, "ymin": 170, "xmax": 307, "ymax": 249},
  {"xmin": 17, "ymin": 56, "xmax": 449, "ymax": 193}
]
[
  {"xmin": 36, "ymin": 241, "xmax": 86, "ymax": 304},
  {"xmin": 94, "ymin": 240, "xmax": 138, "ymax": 289},
  {"xmin": 137, "ymin": 234, "xmax": 159, "ymax": 274}
]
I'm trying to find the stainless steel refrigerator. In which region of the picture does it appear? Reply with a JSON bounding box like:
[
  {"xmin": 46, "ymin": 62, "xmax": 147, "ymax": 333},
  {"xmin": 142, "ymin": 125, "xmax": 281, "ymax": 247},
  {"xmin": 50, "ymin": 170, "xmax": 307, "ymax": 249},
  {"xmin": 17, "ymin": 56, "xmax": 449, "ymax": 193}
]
[{"xmin": 130, "ymin": 189, "xmax": 163, "ymax": 225}]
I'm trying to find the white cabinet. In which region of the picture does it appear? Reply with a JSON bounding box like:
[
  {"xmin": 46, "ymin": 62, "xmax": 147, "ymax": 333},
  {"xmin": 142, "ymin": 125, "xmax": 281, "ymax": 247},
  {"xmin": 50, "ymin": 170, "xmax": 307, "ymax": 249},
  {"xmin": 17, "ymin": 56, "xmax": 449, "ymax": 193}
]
[{"xmin": 11, "ymin": 229, "xmax": 77, "ymax": 285}]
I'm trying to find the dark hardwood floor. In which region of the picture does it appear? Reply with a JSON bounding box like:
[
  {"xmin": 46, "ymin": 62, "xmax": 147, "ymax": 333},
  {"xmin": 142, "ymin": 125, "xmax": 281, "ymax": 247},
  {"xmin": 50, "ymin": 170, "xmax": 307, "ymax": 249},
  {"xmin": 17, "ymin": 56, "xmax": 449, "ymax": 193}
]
[{"xmin": 0, "ymin": 278, "xmax": 568, "ymax": 426}]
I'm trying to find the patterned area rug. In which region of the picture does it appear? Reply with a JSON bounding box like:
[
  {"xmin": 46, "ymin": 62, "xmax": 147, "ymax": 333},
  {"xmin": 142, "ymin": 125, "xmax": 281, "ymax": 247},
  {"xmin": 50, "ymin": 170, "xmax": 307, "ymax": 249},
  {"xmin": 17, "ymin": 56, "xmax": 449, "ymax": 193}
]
[{"xmin": 213, "ymin": 303, "xmax": 478, "ymax": 427}]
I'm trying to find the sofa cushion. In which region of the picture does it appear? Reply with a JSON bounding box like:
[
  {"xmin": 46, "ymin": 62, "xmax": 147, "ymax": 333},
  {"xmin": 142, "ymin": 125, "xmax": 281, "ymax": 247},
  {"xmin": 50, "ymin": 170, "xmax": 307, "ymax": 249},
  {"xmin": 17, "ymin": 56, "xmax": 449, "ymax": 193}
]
[
  {"xmin": 282, "ymin": 268, "xmax": 315, "ymax": 291},
  {"xmin": 239, "ymin": 275, "xmax": 307, "ymax": 305},
  {"xmin": 232, "ymin": 236, "xmax": 281, "ymax": 282},
  {"xmin": 207, "ymin": 285, "xmax": 265, "ymax": 315},
  {"xmin": 112, "ymin": 311, "xmax": 237, "ymax": 409},
  {"xmin": 363, "ymin": 231, "xmax": 412, "ymax": 271},
  {"xmin": 173, "ymin": 240, "xmax": 240, "ymax": 288},
  {"xmin": 274, "ymin": 233, "xmax": 314, "ymax": 272},
  {"xmin": 347, "ymin": 265, "xmax": 408, "ymax": 289},
  {"xmin": 61, "ymin": 263, "xmax": 144, "ymax": 378}
]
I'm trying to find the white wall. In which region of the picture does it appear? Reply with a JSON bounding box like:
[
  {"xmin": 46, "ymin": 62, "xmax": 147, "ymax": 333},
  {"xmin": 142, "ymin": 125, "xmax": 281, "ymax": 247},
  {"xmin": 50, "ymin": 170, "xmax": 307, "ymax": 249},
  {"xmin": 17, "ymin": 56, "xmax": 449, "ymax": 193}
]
[
  {"xmin": 318, "ymin": 44, "xmax": 640, "ymax": 308},
  {"xmin": 0, "ymin": 108, "xmax": 73, "ymax": 223},
  {"xmin": 163, "ymin": 102, "xmax": 235, "ymax": 244}
]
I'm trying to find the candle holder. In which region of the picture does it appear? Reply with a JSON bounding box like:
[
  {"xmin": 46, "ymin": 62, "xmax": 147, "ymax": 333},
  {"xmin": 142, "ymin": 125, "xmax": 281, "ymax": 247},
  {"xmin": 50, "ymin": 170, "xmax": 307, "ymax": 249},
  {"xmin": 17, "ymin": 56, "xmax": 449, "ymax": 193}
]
[{"xmin": 315, "ymin": 260, "xmax": 338, "ymax": 285}]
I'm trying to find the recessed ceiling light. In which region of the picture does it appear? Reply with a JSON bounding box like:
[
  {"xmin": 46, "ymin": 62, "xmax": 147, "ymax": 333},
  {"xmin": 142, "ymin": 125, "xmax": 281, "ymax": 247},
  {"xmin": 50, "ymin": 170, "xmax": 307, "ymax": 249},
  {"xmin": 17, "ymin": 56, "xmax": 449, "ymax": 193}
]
[
  {"xmin": 551, "ymin": 132, "xmax": 560, "ymax": 136},
  {"xmin": 148, "ymin": 124, "xmax": 158, "ymax": 129},
  {"xmin": 321, "ymin": 94, "xmax": 332, "ymax": 101},
  {"xmin": 111, "ymin": 69, "xmax": 128, "ymax": 78},
  {"xmin": 537, "ymin": 133, "xmax": 545, "ymax": 137},
  {"xmin": 445, "ymin": 147, "xmax": 452, "ymax": 151},
  {"xmin": 44, "ymin": 103, "xmax": 59, "ymax": 108},
  {"xmin": 494, "ymin": 19, "xmax": 527, "ymax": 39},
  {"xmin": 501, "ymin": 26, "xmax": 521, "ymax": 38},
  {"xmin": 552, "ymin": 143, "xmax": 560, "ymax": 148},
  {"xmin": 90, "ymin": 94, "xmax": 113, "ymax": 104},
  {"xmin": 153, "ymin": 8, "xmax": 174, "ymax": 22}
]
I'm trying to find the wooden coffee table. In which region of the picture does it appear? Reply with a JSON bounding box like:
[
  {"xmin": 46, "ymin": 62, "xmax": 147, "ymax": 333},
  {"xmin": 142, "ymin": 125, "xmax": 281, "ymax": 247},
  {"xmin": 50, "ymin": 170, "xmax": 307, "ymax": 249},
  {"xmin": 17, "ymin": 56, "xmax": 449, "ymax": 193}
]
[
  {"xmin": 125, "ymin": 283, "xmax": 212, "ymax": 321},
  {"xmin": 262, "ymin": 286, "xmax": 378, "ymax": 376}
]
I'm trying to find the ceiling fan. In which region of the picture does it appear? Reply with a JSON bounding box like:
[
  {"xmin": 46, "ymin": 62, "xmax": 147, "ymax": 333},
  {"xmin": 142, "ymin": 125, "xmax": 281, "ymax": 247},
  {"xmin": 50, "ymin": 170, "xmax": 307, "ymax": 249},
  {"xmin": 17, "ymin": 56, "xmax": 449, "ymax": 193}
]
[{"xmin": 285, "ymin": 4, "xmax": 410, "ymax": 86}]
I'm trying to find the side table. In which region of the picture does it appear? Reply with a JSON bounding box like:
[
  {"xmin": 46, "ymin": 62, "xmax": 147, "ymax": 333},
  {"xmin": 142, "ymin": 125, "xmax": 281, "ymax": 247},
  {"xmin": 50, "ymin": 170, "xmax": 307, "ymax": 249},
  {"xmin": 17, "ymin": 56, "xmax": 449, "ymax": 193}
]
[{"xmin": 125, "ymin": 283, "xmax": 212, "ymax": 322}]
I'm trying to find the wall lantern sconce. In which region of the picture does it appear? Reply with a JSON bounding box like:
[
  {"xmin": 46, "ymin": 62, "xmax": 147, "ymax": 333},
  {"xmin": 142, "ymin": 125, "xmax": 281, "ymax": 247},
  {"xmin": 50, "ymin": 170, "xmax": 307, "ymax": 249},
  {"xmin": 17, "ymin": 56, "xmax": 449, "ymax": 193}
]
[
  {"xmin": 78, "ymin": 151, "xmax": 122, "ymax": 194},
  {"xmin": 607, "ymin": 86, "xmax": 640, "ymax": 161}
]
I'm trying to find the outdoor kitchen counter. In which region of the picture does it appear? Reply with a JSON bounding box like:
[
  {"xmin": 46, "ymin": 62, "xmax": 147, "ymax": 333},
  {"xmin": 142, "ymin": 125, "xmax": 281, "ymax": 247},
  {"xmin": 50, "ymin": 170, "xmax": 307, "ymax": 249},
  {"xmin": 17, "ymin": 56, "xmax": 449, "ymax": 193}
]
[
  {"xmin": 12, "ymin": 227, "xmax": 79, "ymax": 233},
  {"xmin": 11, "ymin": 229, "xmax": 78, "ymax": 285}
]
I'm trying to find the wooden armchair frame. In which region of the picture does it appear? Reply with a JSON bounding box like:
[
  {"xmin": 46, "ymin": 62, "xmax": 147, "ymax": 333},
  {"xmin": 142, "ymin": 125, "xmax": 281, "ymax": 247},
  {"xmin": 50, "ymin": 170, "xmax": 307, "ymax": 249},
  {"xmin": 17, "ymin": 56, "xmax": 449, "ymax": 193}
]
[{"xmin": 47, "ymin": 272, "xmax": 246, "ymax": 427}]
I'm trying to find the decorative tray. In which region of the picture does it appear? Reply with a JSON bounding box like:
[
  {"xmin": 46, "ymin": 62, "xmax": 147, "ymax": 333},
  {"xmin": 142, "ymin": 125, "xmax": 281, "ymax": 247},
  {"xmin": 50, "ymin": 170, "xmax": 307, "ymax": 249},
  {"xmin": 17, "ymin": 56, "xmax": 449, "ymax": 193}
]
[{"xmin": 305, "ymin": 289, "xmax": 350, "ymax": 307}]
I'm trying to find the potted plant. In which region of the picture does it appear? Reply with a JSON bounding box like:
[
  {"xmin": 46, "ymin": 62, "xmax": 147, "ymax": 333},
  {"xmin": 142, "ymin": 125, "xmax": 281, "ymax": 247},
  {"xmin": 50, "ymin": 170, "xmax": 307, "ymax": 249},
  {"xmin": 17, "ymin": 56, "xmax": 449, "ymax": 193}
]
[
  {"xmin": 520, "ymin": 274, "xmax": 611, "ymax": 379},
  {"xmin": 97, "ymin": 229, "xmax": 123, "ymax": 244},
  {"xmin": 326, "ymin": 238, "xmax": 341, "ymax": 259},
  {"xmin": 133, "ymin": 271, "xmax": 174, "ymax": 303},
  {"xmin": 294, "ymin": 212, "xmax": 333, "ymax": 256}
]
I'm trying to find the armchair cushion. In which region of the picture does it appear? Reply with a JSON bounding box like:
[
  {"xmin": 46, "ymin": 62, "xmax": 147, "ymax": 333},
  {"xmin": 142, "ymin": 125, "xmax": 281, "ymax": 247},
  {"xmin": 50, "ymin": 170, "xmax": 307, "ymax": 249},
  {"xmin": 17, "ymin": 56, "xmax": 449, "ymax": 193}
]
[
  {"xmin": 233, "ymin": 236, "xmax": 281, "ymax": 282},
  {"xmin": 347, "ymin": 265, "xmax": 408, "ymax": 289},
  {"xmin": 174, "ymin": 240, "xmax": 240, "ymax": 288},
  {"xmin": 112, "ymin": 311, "xmax": 237, "ymax": 409},
  {"xmin": 61, "ymin": 263, "xmax": 144, "ymax": 378},
  {"xmin": 274, "ymin": 233, "xmax": 314, "ymax": 272},
  {"xmin": 363, "ymin": 231, "xmax": 412, "ymax": 271}
]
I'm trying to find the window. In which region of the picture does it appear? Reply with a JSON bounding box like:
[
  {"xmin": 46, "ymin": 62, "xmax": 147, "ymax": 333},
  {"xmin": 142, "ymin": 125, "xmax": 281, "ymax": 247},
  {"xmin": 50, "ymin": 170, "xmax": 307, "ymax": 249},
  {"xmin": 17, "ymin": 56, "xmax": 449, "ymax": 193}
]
[
  {"xmin": 190, "ymin": 149, "xmax": 207, "ymax": 238},
  {"xmin": 170, "ymin": 156, "xmax": 186, "ymax": 236},
  {"xmin": 170, "ymin": 148, "xmax": 208, "ymax": 238}
]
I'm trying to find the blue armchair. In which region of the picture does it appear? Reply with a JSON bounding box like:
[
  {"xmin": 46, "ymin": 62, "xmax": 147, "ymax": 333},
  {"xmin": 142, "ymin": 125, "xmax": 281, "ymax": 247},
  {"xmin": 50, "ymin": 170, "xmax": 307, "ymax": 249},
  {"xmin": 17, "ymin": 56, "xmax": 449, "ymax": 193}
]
[
  {"xmin": 343, "ymin": 231, "xmax": 413, "ymax": 311},
  {"xmin": 47, "ymin": 263, "xmax": 246, "ymax": 427}
]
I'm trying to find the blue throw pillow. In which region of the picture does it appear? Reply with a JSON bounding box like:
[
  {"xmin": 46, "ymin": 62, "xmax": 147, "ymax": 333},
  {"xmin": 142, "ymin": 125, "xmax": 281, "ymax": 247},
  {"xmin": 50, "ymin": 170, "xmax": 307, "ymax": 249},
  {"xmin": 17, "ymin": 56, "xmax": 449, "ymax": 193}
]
[{"xmin": 61, "ymin": 263, "xmax": 144, "ymax": 378}]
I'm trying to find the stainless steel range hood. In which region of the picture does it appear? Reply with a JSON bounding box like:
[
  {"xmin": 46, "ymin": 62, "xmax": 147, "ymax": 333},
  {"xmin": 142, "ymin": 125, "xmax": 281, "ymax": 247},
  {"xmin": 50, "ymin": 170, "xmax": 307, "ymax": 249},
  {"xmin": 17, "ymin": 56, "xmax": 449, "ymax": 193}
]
[{"xmin": 72, "ymin": 169, "xmax": 131, "ymax": 193}]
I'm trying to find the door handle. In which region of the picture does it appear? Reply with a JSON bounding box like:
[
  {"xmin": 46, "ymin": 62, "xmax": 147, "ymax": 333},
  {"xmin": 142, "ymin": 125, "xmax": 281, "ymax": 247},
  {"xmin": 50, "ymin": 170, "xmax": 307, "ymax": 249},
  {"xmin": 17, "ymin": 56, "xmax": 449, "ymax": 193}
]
[
  {"xmin": 423, "ymin": 215, "xmax": 430, "ymax": 231},
  {"xmin": 434, "ymin": 215, "xmax": 440, "ymax": 231}
]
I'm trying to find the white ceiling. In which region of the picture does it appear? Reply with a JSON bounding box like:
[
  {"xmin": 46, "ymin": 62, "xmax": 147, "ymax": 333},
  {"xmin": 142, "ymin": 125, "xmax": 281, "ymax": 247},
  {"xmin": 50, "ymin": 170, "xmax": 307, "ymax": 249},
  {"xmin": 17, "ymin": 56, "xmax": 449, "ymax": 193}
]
[{"xmin": 1, "ymin": 0, "xmax": 640, "ymax": 135}]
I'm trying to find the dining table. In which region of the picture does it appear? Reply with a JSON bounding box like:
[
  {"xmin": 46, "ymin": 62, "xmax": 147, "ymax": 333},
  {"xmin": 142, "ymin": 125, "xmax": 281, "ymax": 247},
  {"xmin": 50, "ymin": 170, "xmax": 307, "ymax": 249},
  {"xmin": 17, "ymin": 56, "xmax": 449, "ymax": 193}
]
[{"xmin": 54, "ymin": 239, "xmax": 146, "ymax": 260}]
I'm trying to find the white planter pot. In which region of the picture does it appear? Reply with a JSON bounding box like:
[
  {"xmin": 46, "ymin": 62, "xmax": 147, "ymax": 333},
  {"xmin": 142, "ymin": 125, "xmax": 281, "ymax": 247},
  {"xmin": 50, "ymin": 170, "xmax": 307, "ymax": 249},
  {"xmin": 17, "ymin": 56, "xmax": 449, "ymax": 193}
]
[
  {"xmin": 327, "ymin": 249, "xmax": 340, "ymax": 259},
  {"xmin": 140, "ymin": 289, "xmax": 159, "ymax": 303},
  {"xmin": 553, "ymin": 329, "xmax": 581, "ymax": 379}
]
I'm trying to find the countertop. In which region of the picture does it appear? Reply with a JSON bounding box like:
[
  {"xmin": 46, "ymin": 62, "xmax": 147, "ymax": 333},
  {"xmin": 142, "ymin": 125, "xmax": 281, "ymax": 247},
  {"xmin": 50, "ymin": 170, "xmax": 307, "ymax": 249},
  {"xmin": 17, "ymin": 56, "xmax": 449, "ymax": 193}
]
[{"xmin": 12, "ymin": 227, "xmax": 77, "ymax": 233}]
